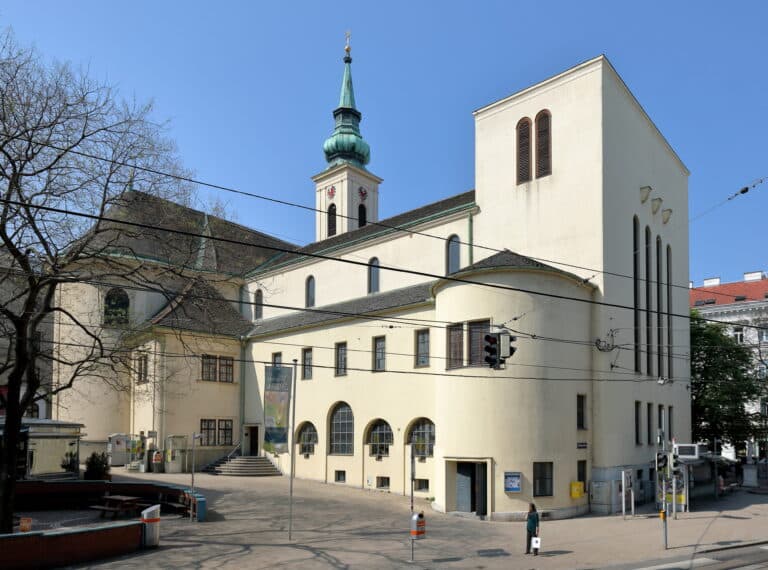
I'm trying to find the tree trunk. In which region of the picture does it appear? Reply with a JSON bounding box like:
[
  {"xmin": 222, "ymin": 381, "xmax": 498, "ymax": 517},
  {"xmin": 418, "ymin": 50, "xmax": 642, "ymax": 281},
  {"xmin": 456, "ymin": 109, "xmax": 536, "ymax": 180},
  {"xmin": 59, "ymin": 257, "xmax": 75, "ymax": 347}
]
[{"xmin": 0, "ymin": 409, "xmax": 22, "ymax": 534}]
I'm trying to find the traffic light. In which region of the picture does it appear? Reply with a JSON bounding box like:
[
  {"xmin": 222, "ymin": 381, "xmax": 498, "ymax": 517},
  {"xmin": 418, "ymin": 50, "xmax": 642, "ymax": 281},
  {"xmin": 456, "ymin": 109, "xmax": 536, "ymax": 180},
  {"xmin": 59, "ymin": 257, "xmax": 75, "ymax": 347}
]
[
  {"xmin": 656, "ymin": 452, "xmax": 668, "ymax": 470},
  {"xmin": 670, "ymin": 453, "xmax": 681, "ymax": 477},
  {"xmin": 502, "ymin": 334, "xmax": 517, "ymax": 360},
  {"xmin": 484, "ymin": 333, "xmax": 500, "ymax": 368}
]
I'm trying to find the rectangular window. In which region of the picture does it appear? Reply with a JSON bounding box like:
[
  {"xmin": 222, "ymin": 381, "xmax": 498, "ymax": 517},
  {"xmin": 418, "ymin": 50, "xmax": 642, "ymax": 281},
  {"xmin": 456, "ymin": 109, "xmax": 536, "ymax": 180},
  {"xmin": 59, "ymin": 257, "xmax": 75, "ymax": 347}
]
[
  {"xmin": 668, "ymin": 406, "xmax": 674, "ymax": 440},
  {"xmin": 335, "ymin": 342, "xmax": 347, "ymax": 376},
  {"xmin": 415, "ymin": 478, "xmax": 430, "ymax": 492},
  {"xmin": 272, "ymin": 352, "xmax": 282, "ymax": 367},
  {"xmin": 533, "ymin": 462, "xmax": 553, "ymax": 497},
  {"xmin": 447, "ymin": 324, "xmax": 463, "ymax": 369},
  {"xmin": 759, "ymin": 329, "xmax": 768, "ymax": 343},
  {"xmin": 415, "ymin": 329, "xmax": 430, "ymax": 367},
  {"xmin": 647, "ymin": 403, "xmax": 653, "ymax": 445},
  {"xmin": 577, "ymin": 460, "xmax": 587, "ymax": 484},
  {"xmin": 658, "ymin": 404, "xmax": 665, "ymax": 436},
  {"xmin": 334, "ymin": 470, "xmax": 346, "ymax": 483},
  {"xmin": 218, "ymin": 419, "xmax": 233, "ymax": 446},
  {"xmin": 200, "ymin": 419, "xmax": 216, "ymax": 446},
  {"xmin": 301, "ymin": 348, "xmax": 313, "ymax": 380},
  {"xmin": 577, "ymin": 394, "xmax": 587, "ymax": 430},
  {"xmin": 373, "ymin": 336, "xmax": 386, "ymax": 371},
  {"xmin": 376, "ymin": 476, "xmax": 390, "ymax": 489},
  {"xmin": 635, "ymin": 401, "xmax": 642, "ymax": 445},
  {"xmin": 468, "ymin": 320, "xmax": 490, "ymax": 366},
  {"xmin": 201, "ymin": 355, "xmax": 217, "ymax": 381},
  {"xmin": 136, "ymin": 353, "xmax": 149, "ymax": 384},
  {"xmin": 733, "ymin": 327, "xmax": 744, "ymax": 344},
  {"xmin": 219, "ymin": 356, "xmax": 234, "ymax": 383}
]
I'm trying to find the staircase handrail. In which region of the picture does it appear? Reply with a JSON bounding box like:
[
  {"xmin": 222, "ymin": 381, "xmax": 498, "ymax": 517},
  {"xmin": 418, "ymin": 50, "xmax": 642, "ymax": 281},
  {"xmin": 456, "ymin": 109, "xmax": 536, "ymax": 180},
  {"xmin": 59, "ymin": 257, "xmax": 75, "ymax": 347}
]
[{"xmin": 225, "ymin": 442, "xmax": 241, "ymax": 460}]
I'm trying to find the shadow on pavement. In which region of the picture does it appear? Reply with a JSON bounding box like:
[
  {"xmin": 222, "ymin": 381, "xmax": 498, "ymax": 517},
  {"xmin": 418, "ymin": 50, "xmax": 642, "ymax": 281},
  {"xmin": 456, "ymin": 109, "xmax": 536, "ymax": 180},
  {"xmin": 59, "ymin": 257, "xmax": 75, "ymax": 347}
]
[
  {"xmin": 477, "ymin": 548, "xmax": 510, "ymax": 557},
  {"xmin": 539, "ymin": 549, "xmax": 573, "ymax": 557}
]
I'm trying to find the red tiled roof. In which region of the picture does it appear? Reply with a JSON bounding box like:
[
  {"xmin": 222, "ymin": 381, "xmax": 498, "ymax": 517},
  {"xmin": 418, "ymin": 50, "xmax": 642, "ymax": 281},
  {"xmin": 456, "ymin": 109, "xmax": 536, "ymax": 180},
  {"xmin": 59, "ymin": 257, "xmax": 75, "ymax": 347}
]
[{"xmin": 689, "ymin": 278, "xmax": 768, "ymax": 307}]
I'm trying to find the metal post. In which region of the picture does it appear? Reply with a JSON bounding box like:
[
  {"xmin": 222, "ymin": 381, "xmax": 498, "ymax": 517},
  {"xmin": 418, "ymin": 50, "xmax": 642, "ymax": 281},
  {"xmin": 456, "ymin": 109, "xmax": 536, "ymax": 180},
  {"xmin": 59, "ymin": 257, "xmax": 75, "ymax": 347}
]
[
  {"xmin": 288, "ymin": 359, "xmax": 298, "ymax": 541},
  {"xmin": 410, "ymin": 441, "xmax": 415, "ymax": 513},
  {"xmin": 190, "ymin": 433, "xmax": 201, "ymax": 522},
  {"xmin": 714, "ymin": 437, "xmax": 719, "ymax": 501},
  {"xmin": 663, "ymin": 507, "xmax": 668, "ymax": 549},
  {"xmin": 672, "ymin": 465, "xmax": 677, "ymax": 520}
]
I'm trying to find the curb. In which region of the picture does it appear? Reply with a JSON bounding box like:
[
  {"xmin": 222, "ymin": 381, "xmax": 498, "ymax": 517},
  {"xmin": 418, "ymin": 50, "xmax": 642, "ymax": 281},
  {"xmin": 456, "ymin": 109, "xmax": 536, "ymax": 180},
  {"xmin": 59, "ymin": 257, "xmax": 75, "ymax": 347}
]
[{"xmin": 698, "ymin": 538, "xmax": 768, "ymax": 554}]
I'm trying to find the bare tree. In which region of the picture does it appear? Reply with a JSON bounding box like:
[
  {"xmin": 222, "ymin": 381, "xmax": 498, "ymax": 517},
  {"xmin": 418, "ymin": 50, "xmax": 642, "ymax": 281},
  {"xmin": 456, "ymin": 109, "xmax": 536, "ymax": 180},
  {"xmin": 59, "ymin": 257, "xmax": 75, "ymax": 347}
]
[{"xmin": 0, "ymin": 29, "xmax": 196, "ymax": 532}]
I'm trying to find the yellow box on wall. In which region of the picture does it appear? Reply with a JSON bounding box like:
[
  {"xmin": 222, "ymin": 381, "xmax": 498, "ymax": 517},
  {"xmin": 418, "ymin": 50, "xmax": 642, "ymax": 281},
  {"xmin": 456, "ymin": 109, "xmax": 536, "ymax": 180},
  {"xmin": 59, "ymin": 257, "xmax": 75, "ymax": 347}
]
[{"xmin": 570, "ymin": 481, "xmax": 584, "ymax": 499}]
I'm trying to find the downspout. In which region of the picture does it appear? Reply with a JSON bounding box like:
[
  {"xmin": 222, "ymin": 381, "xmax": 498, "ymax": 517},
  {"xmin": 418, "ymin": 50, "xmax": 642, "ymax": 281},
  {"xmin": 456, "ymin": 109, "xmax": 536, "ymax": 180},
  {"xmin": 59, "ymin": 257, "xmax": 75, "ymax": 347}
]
[
  {"xmin": 239, "ymin": 336, "xmax": 247, "ymax": 455},
  {"xmin": 468, "ymin": 212, "xmax": 474, "ymax": 266},
  {"xmin": 159, "ymin": 335, "xmax": 167, "ymax": 446}
]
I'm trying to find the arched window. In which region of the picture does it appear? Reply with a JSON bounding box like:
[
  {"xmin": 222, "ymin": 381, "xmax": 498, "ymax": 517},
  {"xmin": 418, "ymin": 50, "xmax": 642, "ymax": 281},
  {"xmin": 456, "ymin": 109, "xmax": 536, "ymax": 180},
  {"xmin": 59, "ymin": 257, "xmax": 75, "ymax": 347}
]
[
  {"xmin": 408, "ymin": 417, "xmax": 435, "ymax": 458},
  {"xmin": 297, "ymin": 422, "xmax": 318, "ymax": 456},
  {"xmin": 666, "ymin": 245, "xmax": 673, "ymax": 379},
  {"xmin": 517, "ymin": 118, "xmax": 532, "ymax": 184},
  {"xmin": 535, "ymin": 110, "xmax": 552, "ymax": 178},
  {"xmin": 367, "ymin": 257, "xmax": 380, "ymax": 294},
  {"xmin": 327, "ymin": 204, "xmax": 337, "ymax": 237},
  {"xmin": 358, "ymin": 204, "xmax": 367, "ymax": 228},
  {"xmin": 329, "ymin": 402, "xmax": 354, "ymax": 455},
  {"xmin": 104, "ymin": 287, "xmax": 129, "ymax": 326},
  {"xmin": 254, "ymin": 289, "xmax": 263, "ymax": 320},
  {"xmin": 645, "ymin": 226, "xmax": 653, "ymax": 375},
  {"xmin": 305, "ymin": 276, "xmax": 315, "ymax": 308},
  {"xmin": 632, "ymin": 217, "xmax": 640, "ymax": 372},
  {"xmin": 446, "ymin": 235, "xmax": 460, "ymax": 275},
  {"xmin": 656, "ymin": 236, "xmax": 664, "ymax": 377},
  {"xmin": 367, "ymin": 419, "xmax": 393, "ymax": 457}
]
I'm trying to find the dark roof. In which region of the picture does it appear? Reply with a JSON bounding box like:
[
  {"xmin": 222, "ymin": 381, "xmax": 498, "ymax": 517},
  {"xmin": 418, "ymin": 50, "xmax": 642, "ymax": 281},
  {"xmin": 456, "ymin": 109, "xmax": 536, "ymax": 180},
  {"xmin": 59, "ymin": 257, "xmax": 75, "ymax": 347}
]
[
  {"xmin": 89, "ymin": 190, "xmax": 296, "ymax": 277},
  {"xmin": 454, "ymin": 249, "xmax": 585, "ymax": 282},
  {"xmin": 252, "ymin": 190, "xmax": 476, "ymax": 274},
  {"xmin": 147, "ymin": 278, "xmax": 251, "ymax": 337},
  {"xmin": 249, "ymin": 281, "xmax": 435, "ymax": 337}
]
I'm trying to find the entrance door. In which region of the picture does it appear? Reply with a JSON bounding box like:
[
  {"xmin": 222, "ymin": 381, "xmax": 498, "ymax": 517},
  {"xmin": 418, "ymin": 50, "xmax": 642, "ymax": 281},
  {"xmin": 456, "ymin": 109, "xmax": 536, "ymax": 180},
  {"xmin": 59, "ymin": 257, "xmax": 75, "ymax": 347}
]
[
  {"xmin": 475, "ymin": 462, "xmax": 487, "ymax": 516},
  {"xmin": 248, "ymin": 426, "xmax": 259, "ymax": 455},
  {"xmin": 456, "ymin": 462, "xmax": 476, "ymax": 512}
]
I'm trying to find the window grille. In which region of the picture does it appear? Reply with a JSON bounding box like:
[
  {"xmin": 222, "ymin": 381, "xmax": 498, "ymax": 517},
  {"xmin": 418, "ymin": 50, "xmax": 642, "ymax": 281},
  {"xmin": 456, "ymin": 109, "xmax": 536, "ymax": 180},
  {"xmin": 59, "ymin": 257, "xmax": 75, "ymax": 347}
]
[
  {"xmin": 330, "ymin": 403, "xmax": 354, "ymax": 455},
  {"xmin": 368, "ymin": 420, "xmax": 393, "ymax": 456},
  {"xmin": 533, "ymin": 461, "xmax": 553, "ymax": 496},
  {"xmin": 409, "ymin": 418, "xmax": 435, "ymax": 457}
]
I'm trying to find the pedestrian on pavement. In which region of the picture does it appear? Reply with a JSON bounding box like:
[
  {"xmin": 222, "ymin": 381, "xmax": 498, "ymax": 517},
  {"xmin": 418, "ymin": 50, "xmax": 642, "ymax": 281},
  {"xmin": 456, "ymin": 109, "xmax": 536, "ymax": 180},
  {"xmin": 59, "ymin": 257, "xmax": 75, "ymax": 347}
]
[{"xmin": 525, "ymin": 503, "xmax": 540, "ymax": 555}]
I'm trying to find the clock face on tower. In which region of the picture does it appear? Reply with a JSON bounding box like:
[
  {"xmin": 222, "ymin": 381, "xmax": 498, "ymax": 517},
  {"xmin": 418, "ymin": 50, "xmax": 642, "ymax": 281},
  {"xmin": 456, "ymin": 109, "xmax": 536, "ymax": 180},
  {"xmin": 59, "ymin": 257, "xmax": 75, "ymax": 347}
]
[
  {"xmin": 327, "ymin": 185, "xmax": 336, "ymax": 199},
  {"xmin": 358, "ymin": 186, "xmax": 368, "ymax": 201}
]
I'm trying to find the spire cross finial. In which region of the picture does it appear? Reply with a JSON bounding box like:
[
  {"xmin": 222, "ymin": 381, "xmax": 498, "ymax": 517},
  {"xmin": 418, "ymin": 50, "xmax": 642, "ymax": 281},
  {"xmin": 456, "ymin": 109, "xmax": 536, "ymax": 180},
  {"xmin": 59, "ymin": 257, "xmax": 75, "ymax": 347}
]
[{"xmin": 345, "ymin": 30, "xmax": 351, "ymax": 54}]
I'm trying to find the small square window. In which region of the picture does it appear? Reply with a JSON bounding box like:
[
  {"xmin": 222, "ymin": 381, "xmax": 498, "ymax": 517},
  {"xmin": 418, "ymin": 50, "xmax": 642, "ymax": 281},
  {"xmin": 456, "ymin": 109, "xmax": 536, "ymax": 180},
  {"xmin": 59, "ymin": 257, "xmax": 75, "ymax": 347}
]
[
  {"xmin": 334, "ymin": 470, "xmax": 346, "ymax": 483},
  {"xmin": 219, "ymin": 356, "xmax": 234, "ymax": 383},
  {"xmin": 376, "ymin": 476, "xmax": 390, "ymax": 489},
  {"xmin": 272, "ymin": 352, "xmax": 283, "ymax": 367},
  {"xmin": 415, "ymin": 478, "xmax": 429, "ymax": 492}
]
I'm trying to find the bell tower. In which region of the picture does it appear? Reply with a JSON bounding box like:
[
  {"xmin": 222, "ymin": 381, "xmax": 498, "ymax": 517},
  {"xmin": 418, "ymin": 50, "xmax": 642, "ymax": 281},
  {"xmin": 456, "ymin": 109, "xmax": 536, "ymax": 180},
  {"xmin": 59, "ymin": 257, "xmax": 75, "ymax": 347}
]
[{"xmin": 313, "ymin": 35, "xmax": 382, "ymax": 242}]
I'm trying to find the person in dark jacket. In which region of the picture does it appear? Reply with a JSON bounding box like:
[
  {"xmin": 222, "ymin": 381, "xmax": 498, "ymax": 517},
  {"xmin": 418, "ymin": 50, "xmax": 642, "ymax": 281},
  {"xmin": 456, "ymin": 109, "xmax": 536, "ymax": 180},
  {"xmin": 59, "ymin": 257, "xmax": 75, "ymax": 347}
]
[{"xmin": 525, "ymin": 503, "xmax": 540, "ymax": 555}]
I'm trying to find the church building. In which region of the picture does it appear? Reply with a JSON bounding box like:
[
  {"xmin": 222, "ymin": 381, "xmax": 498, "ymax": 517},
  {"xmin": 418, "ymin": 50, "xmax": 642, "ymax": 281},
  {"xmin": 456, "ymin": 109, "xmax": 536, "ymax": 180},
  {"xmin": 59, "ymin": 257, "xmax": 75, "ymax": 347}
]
[{"xmin": 53, "ymin": 47, "xmax": 691, "ymax": 519}]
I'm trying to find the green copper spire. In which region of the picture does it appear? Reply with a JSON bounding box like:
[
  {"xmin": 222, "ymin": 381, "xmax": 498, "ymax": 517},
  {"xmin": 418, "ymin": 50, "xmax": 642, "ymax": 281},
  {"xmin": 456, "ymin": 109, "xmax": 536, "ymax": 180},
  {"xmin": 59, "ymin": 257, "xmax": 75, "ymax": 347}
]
[{"xmin": 323, "ymin": 38, "xmax": 370, "ymax": 169}]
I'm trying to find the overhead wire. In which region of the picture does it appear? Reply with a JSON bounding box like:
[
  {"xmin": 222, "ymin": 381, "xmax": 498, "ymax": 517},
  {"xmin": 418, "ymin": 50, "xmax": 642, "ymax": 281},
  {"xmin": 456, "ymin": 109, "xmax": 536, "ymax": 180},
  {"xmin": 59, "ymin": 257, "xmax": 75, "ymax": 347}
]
[{"xmin": 1, "ymin": 132, "xmax": 763, "ymax": 306}]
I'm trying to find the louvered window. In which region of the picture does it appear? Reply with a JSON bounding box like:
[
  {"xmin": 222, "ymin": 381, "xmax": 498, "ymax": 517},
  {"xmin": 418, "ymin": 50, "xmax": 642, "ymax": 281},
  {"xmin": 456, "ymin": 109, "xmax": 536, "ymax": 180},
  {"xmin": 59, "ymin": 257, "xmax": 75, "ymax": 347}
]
[
  {"xmin": 447, "ymin": 324, "xmax": 464, "ymax": 369},
  {"xmin": 327, "ymin": 204, "xmax": 337, "ymax": 237},
  {"xmin": 535, "ymin": 111, "xmax": 552, "ymax": 178},
  {"xmin": 517, "ymin": 118, "xmax": 532, "ymax": 184},
  {"xmin": 468, "ymin": 320, "xmax": 490, "ymax": 366}
]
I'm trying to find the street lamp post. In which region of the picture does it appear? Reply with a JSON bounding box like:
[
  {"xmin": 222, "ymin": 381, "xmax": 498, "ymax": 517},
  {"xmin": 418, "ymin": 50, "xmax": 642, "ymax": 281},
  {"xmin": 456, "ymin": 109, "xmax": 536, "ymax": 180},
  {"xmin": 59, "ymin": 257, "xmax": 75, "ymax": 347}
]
[{"xmin": 191, "ymin": 432, "xmax": 203, "ymax": 521}]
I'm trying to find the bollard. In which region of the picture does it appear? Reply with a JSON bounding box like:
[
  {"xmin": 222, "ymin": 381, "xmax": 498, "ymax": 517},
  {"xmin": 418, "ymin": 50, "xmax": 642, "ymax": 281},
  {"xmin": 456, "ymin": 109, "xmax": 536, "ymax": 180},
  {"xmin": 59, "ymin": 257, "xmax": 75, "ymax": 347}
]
[
  {"xmin": 409, "ymin": 511, "xmax": 425, "ymax": 563},
  {"xmin": 141, "ymin": 504, "xmax": 162, "ymax": 548}
]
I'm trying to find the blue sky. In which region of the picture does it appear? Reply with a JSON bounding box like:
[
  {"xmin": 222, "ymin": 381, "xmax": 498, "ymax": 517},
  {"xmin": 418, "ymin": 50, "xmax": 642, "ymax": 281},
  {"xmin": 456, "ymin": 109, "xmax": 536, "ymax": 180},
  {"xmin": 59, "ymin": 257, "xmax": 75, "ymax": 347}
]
[{"xmin": 2, "ymin": 1, "xmax": 766, "ymax": 286}]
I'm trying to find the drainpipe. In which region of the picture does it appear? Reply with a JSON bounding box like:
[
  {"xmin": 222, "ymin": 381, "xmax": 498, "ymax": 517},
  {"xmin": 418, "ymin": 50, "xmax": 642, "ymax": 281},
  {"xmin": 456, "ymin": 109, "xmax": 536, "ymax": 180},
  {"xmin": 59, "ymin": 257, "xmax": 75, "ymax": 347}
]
[
  {"xmin": 239, "ymin": 336, "xmax": 247, "ymax": 455},
  {"xmin": 468, "ymin": 212, "xmax": 474, "ymax": 266}
]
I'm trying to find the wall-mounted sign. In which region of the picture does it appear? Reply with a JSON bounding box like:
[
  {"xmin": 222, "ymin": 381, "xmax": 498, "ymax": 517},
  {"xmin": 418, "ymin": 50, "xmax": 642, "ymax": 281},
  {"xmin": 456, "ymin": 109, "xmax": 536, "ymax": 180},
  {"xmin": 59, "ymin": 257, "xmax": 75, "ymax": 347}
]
[
  {"xmin": 504, "ymin": 471, "xmax": 522, "ymax": 493},
  {"xmin": 577, "ymin": 442, "xmax": 588, "ymax": 449}
]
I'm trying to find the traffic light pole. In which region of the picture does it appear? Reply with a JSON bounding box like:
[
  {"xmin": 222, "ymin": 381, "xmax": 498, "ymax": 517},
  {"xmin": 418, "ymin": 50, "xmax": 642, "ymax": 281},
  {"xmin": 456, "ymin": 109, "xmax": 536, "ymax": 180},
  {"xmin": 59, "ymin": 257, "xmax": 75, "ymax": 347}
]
[{"xmin": 659, "ymin": 435, "xmax": 668, "ymax": 550}]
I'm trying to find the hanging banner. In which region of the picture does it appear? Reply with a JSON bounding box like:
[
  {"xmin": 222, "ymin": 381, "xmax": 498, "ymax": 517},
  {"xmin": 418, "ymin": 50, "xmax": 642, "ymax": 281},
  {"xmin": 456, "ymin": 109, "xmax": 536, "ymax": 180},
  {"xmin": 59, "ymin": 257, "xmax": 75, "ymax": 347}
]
[{"xmin": 263, "ymin": 366, "xmax": 292, "ymax": 453}]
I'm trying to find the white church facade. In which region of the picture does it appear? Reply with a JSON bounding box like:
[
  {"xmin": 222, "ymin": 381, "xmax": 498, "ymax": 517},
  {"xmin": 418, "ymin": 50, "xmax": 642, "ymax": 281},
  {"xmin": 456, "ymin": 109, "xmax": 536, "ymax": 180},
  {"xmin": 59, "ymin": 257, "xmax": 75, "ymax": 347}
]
[{"xmin": 52, "ymin": 51, "xmax": 691, "ymax": 519}]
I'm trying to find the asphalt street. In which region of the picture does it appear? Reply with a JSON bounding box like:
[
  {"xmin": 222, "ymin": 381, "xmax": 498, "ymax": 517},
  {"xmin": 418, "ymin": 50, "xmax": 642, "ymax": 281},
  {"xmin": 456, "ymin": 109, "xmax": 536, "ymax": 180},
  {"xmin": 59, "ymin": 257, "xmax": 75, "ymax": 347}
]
[{"xmin": 68, "ymin": 471, "xmax": 768, "ymax": 569}]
